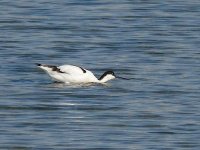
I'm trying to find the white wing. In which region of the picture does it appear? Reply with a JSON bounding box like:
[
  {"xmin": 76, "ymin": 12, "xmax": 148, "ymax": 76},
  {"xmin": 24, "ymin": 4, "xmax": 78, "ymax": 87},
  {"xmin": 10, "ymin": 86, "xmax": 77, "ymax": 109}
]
[
  {"xmin": 58, "ymin": 65, "xmax": 98, "ymax": 83},
  {"xmin": 58, "ymin": 65, "xmax": 87, "ymax": 75}
]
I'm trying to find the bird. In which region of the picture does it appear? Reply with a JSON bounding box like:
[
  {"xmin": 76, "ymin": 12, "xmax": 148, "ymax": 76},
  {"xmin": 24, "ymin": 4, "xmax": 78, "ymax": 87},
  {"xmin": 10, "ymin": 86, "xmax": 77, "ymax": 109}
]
[{"xmin": 36, "ymin": 63, "xmax": 129, "ymax": 84}]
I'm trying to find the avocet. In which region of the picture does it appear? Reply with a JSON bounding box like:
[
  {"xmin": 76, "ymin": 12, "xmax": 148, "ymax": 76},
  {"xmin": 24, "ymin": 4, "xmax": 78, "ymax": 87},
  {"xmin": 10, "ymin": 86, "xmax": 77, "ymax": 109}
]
[{"xmin": 36, "ymin": 63, "xmax": 129, "ymax": 84}]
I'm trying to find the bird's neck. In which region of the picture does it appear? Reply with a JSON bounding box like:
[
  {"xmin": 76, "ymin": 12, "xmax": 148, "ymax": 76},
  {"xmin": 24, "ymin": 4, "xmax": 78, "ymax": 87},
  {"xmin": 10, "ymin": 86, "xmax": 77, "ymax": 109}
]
[{"xmin": 98, "ymin": 76, "xmax": 113, "ymax": 83}]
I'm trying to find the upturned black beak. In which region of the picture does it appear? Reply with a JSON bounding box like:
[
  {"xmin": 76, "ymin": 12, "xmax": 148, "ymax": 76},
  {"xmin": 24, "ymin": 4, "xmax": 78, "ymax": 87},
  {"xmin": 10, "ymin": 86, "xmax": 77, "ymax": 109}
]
[{"xmin": 116, "ymin": 76, "xmax": 130, "ymax": 80}]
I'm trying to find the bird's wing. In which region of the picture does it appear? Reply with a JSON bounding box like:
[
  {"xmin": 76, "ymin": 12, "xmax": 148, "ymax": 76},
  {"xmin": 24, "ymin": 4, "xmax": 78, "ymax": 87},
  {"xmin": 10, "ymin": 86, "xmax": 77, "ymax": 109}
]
[{"xmin": 58, "ymin": 65, "xmax": 87, "ymax": 75}]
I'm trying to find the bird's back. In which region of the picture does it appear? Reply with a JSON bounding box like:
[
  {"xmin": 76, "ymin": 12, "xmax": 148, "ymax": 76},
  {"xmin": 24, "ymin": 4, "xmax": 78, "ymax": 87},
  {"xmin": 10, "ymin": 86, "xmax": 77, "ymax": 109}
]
[{"xmin": 58, "ymin": 65, "xmax": 87, "ymax": 75}]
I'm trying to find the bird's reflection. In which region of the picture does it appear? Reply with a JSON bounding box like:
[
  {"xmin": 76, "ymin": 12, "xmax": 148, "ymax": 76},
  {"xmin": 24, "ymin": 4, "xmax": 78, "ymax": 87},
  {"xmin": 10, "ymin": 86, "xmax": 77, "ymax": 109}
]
[{"xmin": 47, "ymin": 81, "xmax": 110, "ymax": 88}]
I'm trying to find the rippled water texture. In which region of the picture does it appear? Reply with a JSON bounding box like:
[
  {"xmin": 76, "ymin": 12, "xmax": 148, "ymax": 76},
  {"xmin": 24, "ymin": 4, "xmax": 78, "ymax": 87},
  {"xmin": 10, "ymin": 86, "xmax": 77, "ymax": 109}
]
[{"xmin": 0, "ymin": 0, "xmax": 199, "ymax": 149}]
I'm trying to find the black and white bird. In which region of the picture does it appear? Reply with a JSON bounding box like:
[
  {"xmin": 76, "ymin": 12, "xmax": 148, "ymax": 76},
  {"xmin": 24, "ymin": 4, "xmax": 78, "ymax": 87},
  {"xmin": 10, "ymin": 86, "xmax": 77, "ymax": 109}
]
[{"xmin": 36, "ymin": 63, "xmax": 128, "ymax": 84}]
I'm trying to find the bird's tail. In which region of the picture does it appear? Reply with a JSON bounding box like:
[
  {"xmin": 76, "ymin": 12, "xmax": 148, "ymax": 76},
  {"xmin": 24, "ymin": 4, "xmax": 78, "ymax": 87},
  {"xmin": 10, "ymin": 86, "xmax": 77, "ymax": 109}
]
[
  {"xmin": 36, "ymin": 63, "xmax": 63, "ymax": 73},
  {"xmin": 36, "ymin": 63, "xmax": 53, "ymax": 72}
]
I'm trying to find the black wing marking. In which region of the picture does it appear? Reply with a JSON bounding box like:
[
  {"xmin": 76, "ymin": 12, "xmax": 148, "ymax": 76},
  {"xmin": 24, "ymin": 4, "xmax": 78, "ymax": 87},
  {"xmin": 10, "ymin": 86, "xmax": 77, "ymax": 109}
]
[
  {"xmin": 73, "ymin": 65, "xmax": 86, "ymax": 73},
  {"xmin": 51, "ymin": 66, "xmax": 65, "ymax": 73},
  {"xmin": 78, "ymin": 66, "xmax": 86, "ymax": 73}
]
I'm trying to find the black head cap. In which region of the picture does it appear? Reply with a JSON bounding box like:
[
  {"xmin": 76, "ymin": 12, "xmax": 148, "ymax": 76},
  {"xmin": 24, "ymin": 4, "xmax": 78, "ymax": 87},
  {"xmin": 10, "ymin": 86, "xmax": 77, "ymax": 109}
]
[
  {"xmin": 105, "ymin": 70, "xmax": 115, "ymax": 75},
  {"xmin": 99, "ymin": 70, "xmax": 115, "ymax": 80}
]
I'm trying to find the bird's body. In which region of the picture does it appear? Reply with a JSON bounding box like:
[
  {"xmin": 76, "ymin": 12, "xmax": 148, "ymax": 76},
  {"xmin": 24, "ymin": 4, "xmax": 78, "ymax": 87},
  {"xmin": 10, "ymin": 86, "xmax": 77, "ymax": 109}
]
[{"xmin": 36, "ymin": 64, "xmax": 116, "ymax": 84}]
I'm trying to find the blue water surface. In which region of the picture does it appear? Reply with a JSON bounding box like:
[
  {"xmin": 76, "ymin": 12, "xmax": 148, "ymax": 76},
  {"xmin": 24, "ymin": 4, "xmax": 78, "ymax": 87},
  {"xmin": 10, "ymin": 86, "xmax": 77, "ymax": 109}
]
[{"xmin": 0, "ymin": 0, "xmax": 199, "ymax": 149}]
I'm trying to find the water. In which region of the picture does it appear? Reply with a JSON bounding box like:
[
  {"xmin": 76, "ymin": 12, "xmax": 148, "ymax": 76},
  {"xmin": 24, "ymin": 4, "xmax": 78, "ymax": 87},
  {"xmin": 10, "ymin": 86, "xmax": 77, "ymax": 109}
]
[{"xmin": 0, "ymin": 0, "xmax": 199, "ymax": 149}]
